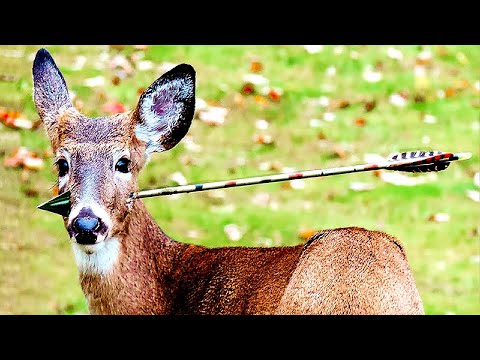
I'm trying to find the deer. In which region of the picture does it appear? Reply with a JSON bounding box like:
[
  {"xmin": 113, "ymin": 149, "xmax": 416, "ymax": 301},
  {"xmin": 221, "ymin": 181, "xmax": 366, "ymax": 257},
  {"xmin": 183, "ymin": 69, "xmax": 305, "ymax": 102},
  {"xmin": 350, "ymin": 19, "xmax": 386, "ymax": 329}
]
[{"xmin": 32, "ymin": 48, "xmax": 425, "ymax": 315}]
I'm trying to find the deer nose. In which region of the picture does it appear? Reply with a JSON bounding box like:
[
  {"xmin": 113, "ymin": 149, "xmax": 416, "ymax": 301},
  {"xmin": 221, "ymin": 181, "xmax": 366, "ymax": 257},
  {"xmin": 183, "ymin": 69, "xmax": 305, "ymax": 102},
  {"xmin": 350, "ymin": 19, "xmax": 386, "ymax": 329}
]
[
  {"xmin": 72, "ymin": 207, "xmax": 102, "ymax": 245},
  {"xmin": 73, "ymin": 216, "xmax": 99, "ymax": 233}
]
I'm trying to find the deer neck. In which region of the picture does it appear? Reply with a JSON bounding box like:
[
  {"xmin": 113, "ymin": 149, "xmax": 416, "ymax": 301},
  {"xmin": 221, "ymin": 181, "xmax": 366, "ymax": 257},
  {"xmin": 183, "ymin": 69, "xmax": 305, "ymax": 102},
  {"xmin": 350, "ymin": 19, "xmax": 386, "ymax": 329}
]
[{"xmin": 74, "ymin": 199, "xmax": 186, "ymax": 314}]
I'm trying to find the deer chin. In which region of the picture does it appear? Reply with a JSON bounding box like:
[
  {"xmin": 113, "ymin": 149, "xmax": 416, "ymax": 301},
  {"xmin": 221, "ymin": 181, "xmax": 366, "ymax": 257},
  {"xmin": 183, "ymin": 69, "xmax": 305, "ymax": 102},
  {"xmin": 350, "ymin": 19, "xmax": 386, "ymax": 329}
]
[
  {"xmin": 72, "ymin": 233, "xmax": 108, "ymax": 255},
  {"xmin": 72, "ymin": 236, "xmax": 121, "ymax": 275}
]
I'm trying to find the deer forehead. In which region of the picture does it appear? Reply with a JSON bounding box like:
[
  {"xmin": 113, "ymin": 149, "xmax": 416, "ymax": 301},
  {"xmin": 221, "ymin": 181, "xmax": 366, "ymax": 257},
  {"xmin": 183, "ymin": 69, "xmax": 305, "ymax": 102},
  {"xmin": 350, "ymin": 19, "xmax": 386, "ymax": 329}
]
[{"xmin": 56, "ymin": 111, "xmax": 134, "ymax": 147}]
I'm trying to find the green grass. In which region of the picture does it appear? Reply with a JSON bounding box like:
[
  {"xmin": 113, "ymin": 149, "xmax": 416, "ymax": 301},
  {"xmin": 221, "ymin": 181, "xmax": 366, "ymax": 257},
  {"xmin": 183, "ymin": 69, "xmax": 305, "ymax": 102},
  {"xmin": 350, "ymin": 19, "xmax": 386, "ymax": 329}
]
[{"xmin": 0, "ymin": 45, "xmax": 478, "ymax": 314}]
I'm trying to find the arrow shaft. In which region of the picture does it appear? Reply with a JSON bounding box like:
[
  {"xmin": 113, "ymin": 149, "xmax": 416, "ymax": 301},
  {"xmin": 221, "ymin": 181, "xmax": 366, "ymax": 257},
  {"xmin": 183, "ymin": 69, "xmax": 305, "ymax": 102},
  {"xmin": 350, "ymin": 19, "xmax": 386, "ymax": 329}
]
[{"xmin": 132, "ymin": 151, "xmax": 469, "ymax": 199}]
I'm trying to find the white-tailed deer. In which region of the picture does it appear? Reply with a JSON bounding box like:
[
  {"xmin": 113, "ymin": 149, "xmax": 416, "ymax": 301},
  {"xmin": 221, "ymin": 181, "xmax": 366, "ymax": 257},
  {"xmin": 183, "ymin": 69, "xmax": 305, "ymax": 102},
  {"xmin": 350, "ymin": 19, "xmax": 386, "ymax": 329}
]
[{"xmin": 33, "ymin": 48, "xmax": 424, "ymax": 315}]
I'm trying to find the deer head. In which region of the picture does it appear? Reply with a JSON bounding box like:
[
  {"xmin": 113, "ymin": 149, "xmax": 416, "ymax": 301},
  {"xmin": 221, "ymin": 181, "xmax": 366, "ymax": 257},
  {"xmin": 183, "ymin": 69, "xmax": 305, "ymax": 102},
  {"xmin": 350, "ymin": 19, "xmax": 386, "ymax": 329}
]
[{"xmin": 32, "ymin": 48, "xmax": 195, "ymax": 255}]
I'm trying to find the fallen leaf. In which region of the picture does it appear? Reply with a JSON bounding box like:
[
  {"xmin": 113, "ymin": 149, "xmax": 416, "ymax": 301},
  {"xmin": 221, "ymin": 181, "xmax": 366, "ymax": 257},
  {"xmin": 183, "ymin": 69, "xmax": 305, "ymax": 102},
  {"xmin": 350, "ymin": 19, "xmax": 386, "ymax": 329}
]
[
  {"xmin": 325, "ymin": 66, "xmax": 336, "ymax": 77},
  {"xmin": 282, "ymin": 179, "xmax": 305, "ymax": 190},
  {"xmin": 250, "ymin": 60, "xmax": 263, "ymax": 72},
  {"xmin": 194, "ymin": 97, "xmax": 209, "ymax": 112},
  {"xmin": 333, "ymin": 46, "xmax": 344, "ymax": 55},
  {"xmin": 354, "ymin": 117, "xmax": 366, "ymax": 127},
  {"xmin": 251, "ymin": 192, "xmax": 271, "ymax": 207},
  {"xmin": 198, "ymin": 106, "xmax": 228, "ymax": 126},
  {"xmin": 298, "ymin": 229, "xmax": 317, "ymax": 240},
  {"xmin": 253, "ymin": 134, "xmax": 274, "ymax": 145},
  {"xmin": 242, "ymin": 73, "xmax": 269, "ymax": 86},
  {"xmin": 466, "ymin": 190, "xmax": 480, "ymax": 202},
  {"xmin": 158, "ymin": 62, "xmax": 177, "ymax": 73},
  {"xmin": 389, "ymin": 93, "xmax": 408, "ymax": 107},
  {"xmin": 445, "ymin": 87, "xmax": 456, "ymax": 98},
  {"xmin": 267, "ymin": 88, "xmax": 282, "ymax": 102},
  {"xmin": 137, "ymin": 60, "xmax": 154, "ymax": 71},
  {"xmin": 186, "ymin": 230, "xmax": 200, "ymax": 239},
  {"xmin": 23, "ymin": 156, "xmax": 44, "ymax": 171},
  {"xmin": 414, "ymin": 94, "xmax": 426, "ymax": 103},
  {"xmin": 257, "ymin": 160, "xmax": 283, "ymax": 172},
  {"xmin": 303, "ymin": 45, "xmax": 323, "ymax": 54},
  {"xmin": 363, "ymin": 100, "xmax": 376, "ymax": 112},
  {"xmin": 233, "ymin": 93, "xmax": 246, "ymax": 107},
  {"xmin": 436, "ymin": 46, "xmax": 449, "ymax": 57},
  {"xmin": 309, "ymin": 119, "xmax": 322, "ymax": 128},
  {"xmin": 0, "ymin": 108, "xmax": 33, "ymax": 129},
  {"xmin": 350, "ymin": 50, "xmax": 360, "ymax": 60},
  {"xmin": 453, "ymin": 79, "xmax": 470, "ymax": 90},
  {"xmin": 376, "ymin": 170, "xmax": 437, "ymax": 186},
  {"xmin": 331, "ymin": 144, "xmax": 347, "ymax": 159},
  {"xmin": 71, "ymin": 56, "xmax": 87, "ymax": 71},
  {"xmin": 387, "ymin": 47, "xmax": 404, "ymax": 60},
  {"xmin": 254, "ymin": 95, "xmax": 269, "ymax": 106},
  {"xmin": 317, "ymin": 131, "xmax": 327, "ymax": 140},
  {"xmin": 23, "ymin": 188, "xmax": 39, "ymax": 197},
  {"xmin": 255, "ymin": 119, "xmax": 269, "ymax": 130},
  {"xmin": 109, "ymin": 54, "xmax": 134, "ymax": 78},
  {"xmin": 364, "ymin": 153, "xmax": 387, "ymax": 163},
  {"xmin": 416, "ymin": 50, "xmax": 432, "ymax": 65},
  {"xmin": 456, "ymin": 52, "xmax": 469, "ymax": 65},
  {"xmin": 84, "ymin": 76, "xmax": 105, "ymax": 87},
  {"xmin": 169, "ymin": 171, "xmax": 188, "ymax": 186},
  {"xmin": 224, "ymin": 224, "xmax": 243, "ymax": 241},
  {"xmin": 428, "ymin": 213, "xmax": 450, "ymax": 223},
  {"xmin": 363, "ymin": 66, "xmax": 383, "ymax": 83},
  {"xmin": 422, "ymin": 114, "xmax": 437, "ymax": 124},
  {"xmin": 349, "ymin": 181, "xmax": 375, "ymax": 192},
  {"xmin": 4, "ymin": 147, "xmax": 44, "ymax": 171},
  {"xmin": 241, "ymin": 83, "xmax": 255, "ymax": 95},
  {"xmin": 323, "ymin": 112, "xmax": 336, "ymax": 122},
  {"xmin": 329, "ymin": 99, "xmax": 350, "ymax": 110},
  {"xmin": 102, "ymin": 100, "xmax": 127, "ymax": 114}
]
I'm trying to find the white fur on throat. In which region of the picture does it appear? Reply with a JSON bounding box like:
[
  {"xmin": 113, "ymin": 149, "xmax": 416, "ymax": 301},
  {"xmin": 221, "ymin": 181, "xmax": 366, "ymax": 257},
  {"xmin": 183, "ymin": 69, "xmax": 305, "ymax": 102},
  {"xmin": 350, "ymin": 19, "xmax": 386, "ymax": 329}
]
[{"xmin": 72, "ymin": 238, "xmax": 120, "ymax": 275}]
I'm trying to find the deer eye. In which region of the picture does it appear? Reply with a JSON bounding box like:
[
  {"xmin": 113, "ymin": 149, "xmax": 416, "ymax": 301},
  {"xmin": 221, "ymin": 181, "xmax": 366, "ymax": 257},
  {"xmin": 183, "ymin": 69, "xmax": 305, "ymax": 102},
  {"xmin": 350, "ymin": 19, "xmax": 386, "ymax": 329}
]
[
  {"xmin": 56, "ymin": 159, "xmax": 69, "ymax": 177},
  {"xmin": 115, "ymin": 158, "xmax": 130, "ymax": 173}
]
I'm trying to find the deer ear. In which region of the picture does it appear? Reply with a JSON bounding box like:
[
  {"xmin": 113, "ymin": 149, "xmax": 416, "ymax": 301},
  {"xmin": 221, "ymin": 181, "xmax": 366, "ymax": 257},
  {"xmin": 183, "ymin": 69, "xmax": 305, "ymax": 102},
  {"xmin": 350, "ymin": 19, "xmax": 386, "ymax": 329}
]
[
  {"xmin": 134, "ymin": 64, "xmax": 195, "ymax": 154},
  {"xmin": 32, "ymin": 48, "xmax": 73, "ymax": 136}
]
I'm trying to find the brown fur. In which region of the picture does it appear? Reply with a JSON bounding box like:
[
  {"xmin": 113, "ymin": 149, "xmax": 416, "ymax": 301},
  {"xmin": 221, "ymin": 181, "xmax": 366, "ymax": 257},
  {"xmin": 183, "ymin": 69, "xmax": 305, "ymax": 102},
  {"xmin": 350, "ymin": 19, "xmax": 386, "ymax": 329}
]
[{"xmin": 33, "ymin": 49, "xmax": 425, "ymax": 315}]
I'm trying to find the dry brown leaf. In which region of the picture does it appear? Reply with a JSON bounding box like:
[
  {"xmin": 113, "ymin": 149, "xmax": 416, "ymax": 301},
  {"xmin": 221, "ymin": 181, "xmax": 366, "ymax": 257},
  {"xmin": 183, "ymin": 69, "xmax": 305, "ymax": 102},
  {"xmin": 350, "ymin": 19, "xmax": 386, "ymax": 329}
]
[
  {"xmin": 250, "ymin": 60, "xmax": 263, "ymax": 72},
  {"xmin": 102, "ymin": 101, "xmax": 127, "ymax": 114},
  {"xmin": 267, "ymin": 88, "xmax": 282, "ymax": 102},
  {"xmin": 253, "ymin": 134, "xmax": 274, "ymax": 145},
  {"xmin": 329, "ymin": 99, "xmax": 350, "ymax": 110},
  {"xmin": 363, "ymin": 100, "xmax": 376, "ymax": 112},
  {"xmin": 428, "ymin": 213, "xmax": 450, "ymax": 223},
  {"xmin": 241, "ymin": 83, "xmax": 255, "ymax": 95},
  {"xmin": 4, "ymin": 147, "xmax": 44, "ymax": 171},
  {"xmin": 254, "ymin": 95, "xmax": 269, "ymax": 106},
  {"xmin": 0, "ymin": 108, "xmax": 33, "ymax": 129},
  {"xmin": 354, "ymin": 117, "xmax": 367, "ymax": 127},
  {"xmin": 445, "ymin": 87, "xmax": 456, "ymax": 98},
  {"xmin": 298, "ymin": 229, "xmax": 318, "ymax": 240}
]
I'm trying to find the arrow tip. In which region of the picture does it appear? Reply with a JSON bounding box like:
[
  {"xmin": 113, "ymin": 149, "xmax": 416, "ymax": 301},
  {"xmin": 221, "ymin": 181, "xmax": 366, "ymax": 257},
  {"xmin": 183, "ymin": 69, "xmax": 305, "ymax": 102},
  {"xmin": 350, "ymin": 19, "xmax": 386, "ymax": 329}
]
[{"xmin": 37, "ymin": 191, "xmax": 72, "ymax": 217}]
